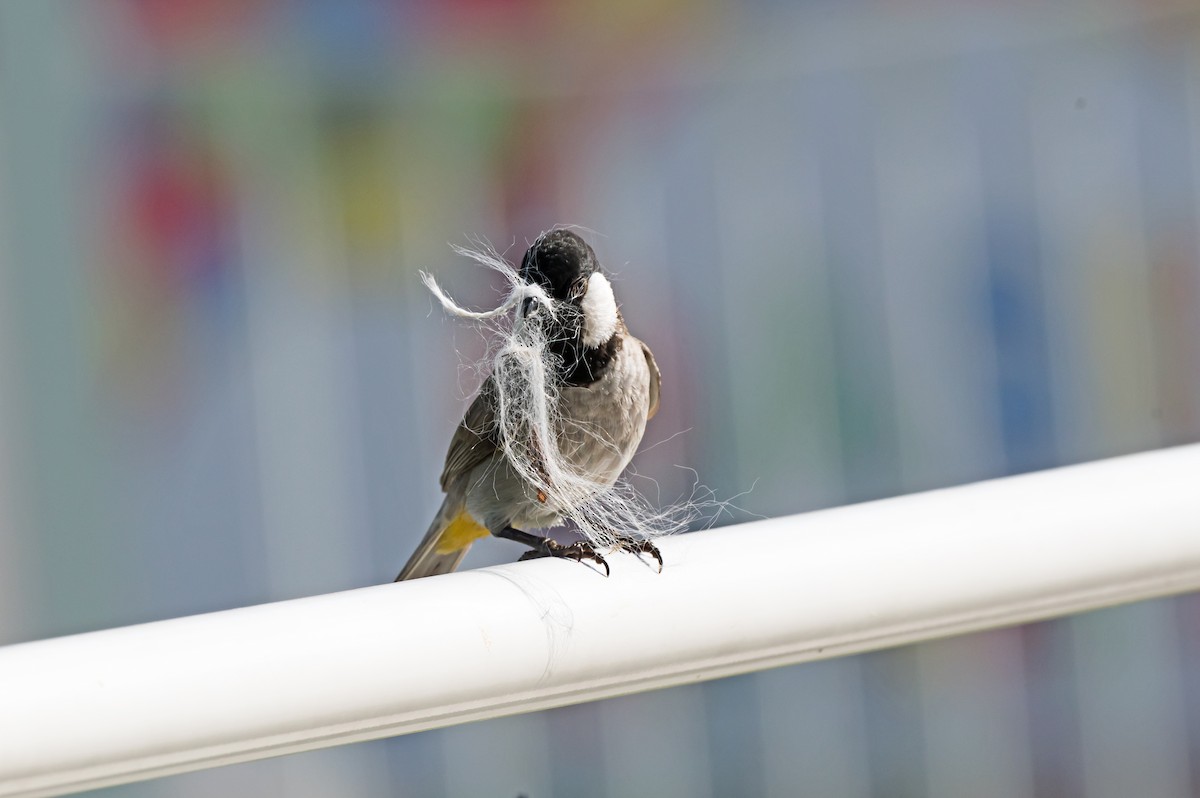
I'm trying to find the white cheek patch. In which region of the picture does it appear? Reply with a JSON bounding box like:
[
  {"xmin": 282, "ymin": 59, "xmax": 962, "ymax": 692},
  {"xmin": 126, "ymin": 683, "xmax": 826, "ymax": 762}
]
[{"xmin": 580, "ymin": 272, "xmax": 619, "ymax": 347}]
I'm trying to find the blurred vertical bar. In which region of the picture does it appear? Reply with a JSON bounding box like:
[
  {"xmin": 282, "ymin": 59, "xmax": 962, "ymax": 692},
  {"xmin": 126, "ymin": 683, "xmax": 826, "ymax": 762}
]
[
  {"xmin": 0, "ymin": 0, "xmax": 125, "ymax": 639},
  {"xmin": 1031, "ymin": 43, "xmax": 1160, "ymax": 461},
  {"xmin": 598, "ymin": 687, "xmax": 714, "ymax": 798},
  {"xmin": 875, "ymin": 71, "xmax": 1007, "ymax": 490},
  {"xmin": 203, "ymin": 25, "xmax": 389, "ymax": 798},
  {"xmin": 711, "ymin": 77, "xmax": 872, "ymax": 798},
  {"xmin": 1138, "ymin": 27, "xmax": 1200, "ymax": 447},
  {"xmin": 916, "ymin": 632, "xmax": 1035, "ymax": 798},
  {"xmin": 1071, "ymin": 602, "xmax": 1192, "ymax": 798},
  {"xmin": 1031, "ymin": 30, "xmax": 1194, "ymax": 798},
  {"xmin": 810, "ymin": 71, "xmax": 924, "ymax": 797},
  {"xmin": 808, "ymin": 73, "xmax": 900, "ymax": 505},
  {"xmin": 662, "ymin": 93, "xmax": 765, "ymax": 798},
  {"xmin": 875, "ymin": 66, "xmax": 1032, "ymax": 798},
  {"xmin": 344, "ymin": 100, "xmax": 428, "ymax": 584},
  {"xmin": 712, "ymin": 85, "xmax": 845, "ymax": 518},
  {"xmin": 1180, "ymin": 592, "xmax": 1200, "ymax": 794},
  {"xmin": 964, "ymin": 51, "xmax": 1079, "ymax": 798},
  {"xmin": 968, "ymin": 61, "xmax": 1059, "ymax": 477},
  {"xmin": 758, "ymin": 659, "xmax": 872, "ymax": 798},
  {"xmin": 0, "ymin": 102, "xmax": 31, "ymax": 646},
  {"xmin": 1179, "ymin": 24, "xmax": 1200, "ymax": 789},
  {"xmin": 227, "ymin": 86, "xmax": 369, "ymax": 602},
  {"xmin": 438, "ymin": 713, "xmax": 552, "ymax": 798},
  {"xmin": 546, "ymin": 703, "xmax": 607, "ymax": 798}
]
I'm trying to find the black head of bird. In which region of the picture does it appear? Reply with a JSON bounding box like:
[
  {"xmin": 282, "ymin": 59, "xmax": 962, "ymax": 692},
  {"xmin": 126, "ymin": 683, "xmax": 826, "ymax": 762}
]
[
  {"xmin": 517, "ymin": 229, "xmax": 622, "ymax": 382},
  {"xmin": 520, "ymin": 229, "xmax": 599, "ymax": 303}
]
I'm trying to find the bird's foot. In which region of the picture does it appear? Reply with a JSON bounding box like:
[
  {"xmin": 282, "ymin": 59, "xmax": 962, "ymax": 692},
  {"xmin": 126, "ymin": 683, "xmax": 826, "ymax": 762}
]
[
  {"xmin": 614, "ymin": 537, "xmax": 664, "ymax": 573},
  {"xmin": 518, "ymin": 538, "xmax": 610, "ymax": 576}
]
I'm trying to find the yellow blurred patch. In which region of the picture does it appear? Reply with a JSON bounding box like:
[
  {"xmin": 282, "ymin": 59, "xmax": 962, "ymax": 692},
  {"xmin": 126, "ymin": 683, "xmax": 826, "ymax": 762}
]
[{"xmin": 435, "ymin": 511, "xmax": 490, "ymax": 554}]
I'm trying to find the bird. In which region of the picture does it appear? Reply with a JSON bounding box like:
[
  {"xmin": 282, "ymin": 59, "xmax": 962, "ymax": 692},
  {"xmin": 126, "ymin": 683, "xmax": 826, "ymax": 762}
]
[{"xmin": 395, "ymin": 229, "xmax": 662, "ymax": 580}]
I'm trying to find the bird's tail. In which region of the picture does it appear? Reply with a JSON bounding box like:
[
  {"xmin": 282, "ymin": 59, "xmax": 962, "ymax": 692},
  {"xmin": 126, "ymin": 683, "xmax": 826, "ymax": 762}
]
[{"xmin": 395, "ymin": 494, "xmax": 491, "ymax": 581}]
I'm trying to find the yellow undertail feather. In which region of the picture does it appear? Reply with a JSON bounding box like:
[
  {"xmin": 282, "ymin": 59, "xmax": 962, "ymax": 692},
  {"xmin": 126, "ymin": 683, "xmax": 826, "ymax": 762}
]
[
  {"xmin": 395, "ymin": 501, "xmax": 491, "ymax": 581},
  {"xmin": 435, "ymin": 511, "xmax": 490, "ymax": 554}
]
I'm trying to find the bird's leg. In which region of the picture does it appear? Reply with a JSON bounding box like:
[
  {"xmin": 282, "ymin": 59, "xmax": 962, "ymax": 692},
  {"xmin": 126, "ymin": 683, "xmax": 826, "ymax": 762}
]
[{"xmin": 498, "ymin": 526, "xmax": 610, "ymax": 576}]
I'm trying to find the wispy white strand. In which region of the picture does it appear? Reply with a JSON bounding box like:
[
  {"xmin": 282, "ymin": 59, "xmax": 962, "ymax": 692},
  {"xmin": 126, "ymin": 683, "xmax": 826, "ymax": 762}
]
[{"xmin": 420, "ymin": 268, "xmax": 551, "ymax": 324}]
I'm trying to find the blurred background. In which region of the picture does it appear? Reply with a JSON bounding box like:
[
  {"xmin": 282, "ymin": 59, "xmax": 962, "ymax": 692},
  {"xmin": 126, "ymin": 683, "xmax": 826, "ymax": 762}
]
[{"xmin": 1, "ymin": 0, "xmax": 1199, "ymax": 796}]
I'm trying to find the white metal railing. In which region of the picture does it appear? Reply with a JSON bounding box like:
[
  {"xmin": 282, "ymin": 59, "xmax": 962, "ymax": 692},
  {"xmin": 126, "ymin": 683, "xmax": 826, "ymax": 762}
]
[{"xmin": 1, "ymin": 444, "xmax": 1199, "ymax": 798}]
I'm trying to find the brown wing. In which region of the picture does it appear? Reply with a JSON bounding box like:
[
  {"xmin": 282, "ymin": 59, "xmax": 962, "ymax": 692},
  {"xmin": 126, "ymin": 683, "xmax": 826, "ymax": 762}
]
[
  {"xmin": 439, "ymin": 377, "xmax": 501, "ymax": 491},
  {"xmin": 641, "ymin": 340, "xmax": 661, "ymax": 420}
]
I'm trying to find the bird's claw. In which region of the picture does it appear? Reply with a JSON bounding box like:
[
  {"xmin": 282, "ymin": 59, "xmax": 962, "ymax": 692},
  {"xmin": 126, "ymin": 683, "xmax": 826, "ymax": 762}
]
[{"xmin": 616, "ymin": 538, "xmax": 664, "ymax": 573}]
